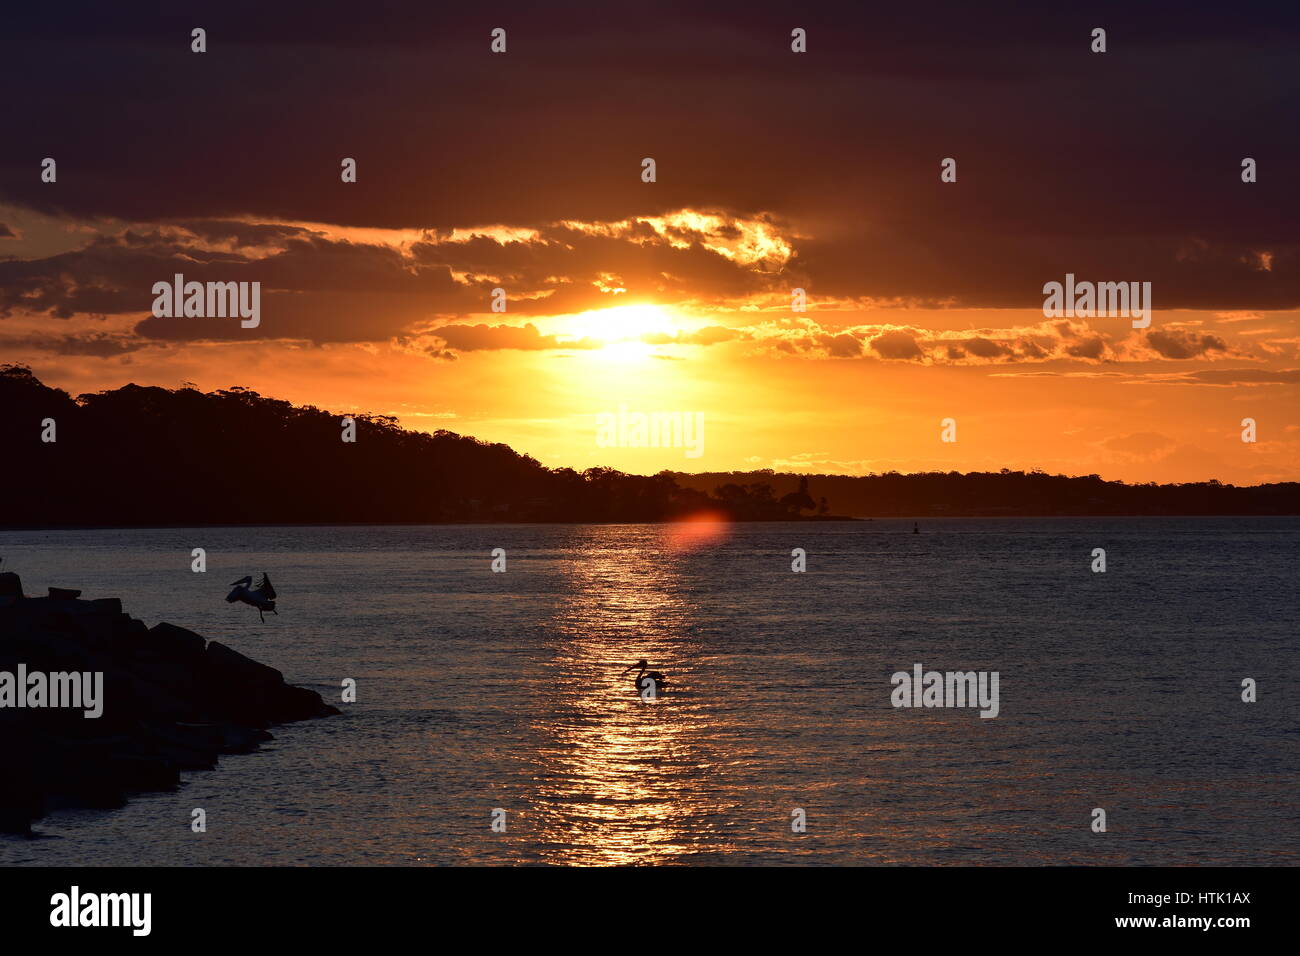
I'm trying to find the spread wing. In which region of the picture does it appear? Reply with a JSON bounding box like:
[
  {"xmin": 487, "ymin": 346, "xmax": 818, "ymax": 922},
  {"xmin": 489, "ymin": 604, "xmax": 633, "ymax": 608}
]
[{"xmin": 256, "ymin": 573, "xmax": 276, "ymax": 600}]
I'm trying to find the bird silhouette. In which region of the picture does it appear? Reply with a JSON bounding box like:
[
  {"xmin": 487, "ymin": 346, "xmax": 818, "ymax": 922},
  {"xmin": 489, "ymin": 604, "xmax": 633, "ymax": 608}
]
[
  {"xmin": 226, "ymin": 573, "xmax": 277, "ymax": 622},
  {"xmin": 620, "ymin": 659, "xmax": 668, "ymax": 695}
]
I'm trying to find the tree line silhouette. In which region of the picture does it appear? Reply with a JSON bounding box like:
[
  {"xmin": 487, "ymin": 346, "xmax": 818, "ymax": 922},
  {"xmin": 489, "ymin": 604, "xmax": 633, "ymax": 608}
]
[
  {"xmin": 0, "ymin": 367, "xmax": 829, "ymax": 526},
  {"xmin": 670, "ymin": 468, "xmax": 1299, "ymax": 517},
  {"xmin": 2, "ymin": 365, "xmax": 1295, "ymax": 527}
]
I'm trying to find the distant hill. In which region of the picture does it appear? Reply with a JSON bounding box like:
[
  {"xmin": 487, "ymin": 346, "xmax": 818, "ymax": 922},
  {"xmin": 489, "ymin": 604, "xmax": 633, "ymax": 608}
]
[
  {"xmin": 667, "ymin": 469, "xmax": 1300, "ymax": 517},
  {"xmin": 2, "ymin": 365, "xmax": 1296, "ymax": 527},
  {"xmin": 0, "ymin": 366, "xmax": 821, "ymax": 526}
]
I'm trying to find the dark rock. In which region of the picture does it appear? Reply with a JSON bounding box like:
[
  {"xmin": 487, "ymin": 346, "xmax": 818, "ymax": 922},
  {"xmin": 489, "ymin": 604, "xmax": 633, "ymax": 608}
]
[
  {"xmin": 0, "ymin": 726, "xmax": 39, "ymax": 835},
  {"xmin": 0, "ymin": 586, "xmax": 338, "ymax": 835},
  {"xmin": 205, "ymin": 640, "xmax": 285, "ymax": 688},
  {"xmin": 268, "ymin": 683, "xmax": 341, "ymax": 722},
  {"xmin": 119, "ymin": 617, "xmax": 149, "ymax": 641},
  {"xmin": 173, "ymin": 721, "xmax": 273, "ymax": 754},
  {"xmin": 147, "ymin": 621, "xmax": 205, "ymax": 658},
  {"xmin": 0, "ymin": 809, "xmax": 32, "ymax": 836},
  {"xmin": 61, "ymin": 608, "xmax": 115, "ymax": 647}
]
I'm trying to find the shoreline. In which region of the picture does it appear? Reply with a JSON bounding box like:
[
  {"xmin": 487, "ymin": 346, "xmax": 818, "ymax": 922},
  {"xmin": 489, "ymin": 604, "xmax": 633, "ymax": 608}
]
[{"xmin": 2, "ymin": 513, "xmax": 1298, "ymax": 533}]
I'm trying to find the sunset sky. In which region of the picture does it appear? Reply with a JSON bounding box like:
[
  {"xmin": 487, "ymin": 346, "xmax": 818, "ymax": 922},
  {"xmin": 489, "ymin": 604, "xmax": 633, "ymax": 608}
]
[{"xmin": 2, "ymin": 3, "xmax": 1297, "ymax": 484}]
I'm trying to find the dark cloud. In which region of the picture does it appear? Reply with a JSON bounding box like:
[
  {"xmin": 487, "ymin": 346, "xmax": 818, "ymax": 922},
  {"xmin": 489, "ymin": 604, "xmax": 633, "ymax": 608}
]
[
  {"xmin": 1146, "ymin": 329, "xmax": 1229, "ymax": 359},
  {"xmin": 1065, "ymin": 337, "xmax": 1109, "ymax": 360},
  {"xmin": 0, "ymin": 2, "xmax": 1295, "ymax": 310},
  {"xmin": 745, "ymin": 317, "xmax": 1247, "ymax": 366},
  {"xmin": 0, "ymin": 213, "xmax": 795, "ymax": 342},
  {"xmin": 0, "ymin": 331, "xmax": 143, "ymax": 356},
  {"xmin": 430, "ymin": 322, "xmax": 600, "ymax": 352},
  {"xmin": 869, "ymin": 330, "xmax": 924, "ymax": 361},
  {"xmin": 818, "ymin": 332, "xmax": 863, "ymax": 358},
  {"xmin": 964, "ymin": 337, "xmax": 1012, "ymax": 359}
]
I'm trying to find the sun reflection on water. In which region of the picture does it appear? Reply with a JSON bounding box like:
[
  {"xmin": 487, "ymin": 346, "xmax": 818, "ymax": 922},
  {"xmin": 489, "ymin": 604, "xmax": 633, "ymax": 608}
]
[
  {"xmin": 665, "ymin": 510, "xmax": 731, "ymax": 552},
  {"xmin": 528, "ymin": 527, "xmax": 712, "ymax": 865}
]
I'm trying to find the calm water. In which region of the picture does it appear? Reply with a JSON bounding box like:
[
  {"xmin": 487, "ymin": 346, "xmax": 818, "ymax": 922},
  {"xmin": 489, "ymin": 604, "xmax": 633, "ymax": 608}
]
[{"xmin": 1, "ymin": 518, "xmax": 1297, "ymax": 866}]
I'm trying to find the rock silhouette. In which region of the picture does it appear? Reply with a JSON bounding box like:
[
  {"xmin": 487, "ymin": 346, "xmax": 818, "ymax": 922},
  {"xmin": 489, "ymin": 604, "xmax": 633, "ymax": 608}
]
[{"xmin": 0, "ymin": 575, "xmax": 339, "ymax": 836}]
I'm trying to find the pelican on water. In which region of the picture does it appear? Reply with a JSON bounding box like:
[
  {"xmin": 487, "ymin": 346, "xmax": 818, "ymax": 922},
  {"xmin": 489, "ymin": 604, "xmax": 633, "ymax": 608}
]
[
  {"xmin": 226, "ymin": 573, "xmax": 277, "ymax": 622},
  {"xmin": 621, "ymin": 659, "xmax": 668, "ymax": 695}
]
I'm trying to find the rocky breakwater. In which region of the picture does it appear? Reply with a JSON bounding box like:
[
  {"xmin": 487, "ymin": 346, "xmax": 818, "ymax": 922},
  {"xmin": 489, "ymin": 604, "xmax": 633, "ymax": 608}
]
[{"xmin": 0, "ymin": 571, "xmax": 339, "ymax": 836}]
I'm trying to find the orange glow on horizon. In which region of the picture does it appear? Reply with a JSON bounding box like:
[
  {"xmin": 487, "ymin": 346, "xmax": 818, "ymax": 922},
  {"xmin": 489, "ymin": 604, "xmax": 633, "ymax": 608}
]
[{"xmin": 666, "ymin": 510, "xmax": 731, "ymax": 551}]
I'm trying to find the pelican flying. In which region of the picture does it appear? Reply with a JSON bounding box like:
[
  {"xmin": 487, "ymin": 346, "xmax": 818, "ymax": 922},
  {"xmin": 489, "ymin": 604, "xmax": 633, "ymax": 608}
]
[{"xmin": 226, "ymin": 573, "xmax": 278, "ymax": 622}]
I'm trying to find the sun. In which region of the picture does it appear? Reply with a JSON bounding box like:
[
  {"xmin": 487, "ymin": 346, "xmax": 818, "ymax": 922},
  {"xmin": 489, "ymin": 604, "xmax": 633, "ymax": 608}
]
[
  {"xmin": 558, "ymin": 303, "xmax": 680, "ymax": 364},
  {"xmin": 562, "ymin": 303, "xmax": 675, "ymax": 344}
]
